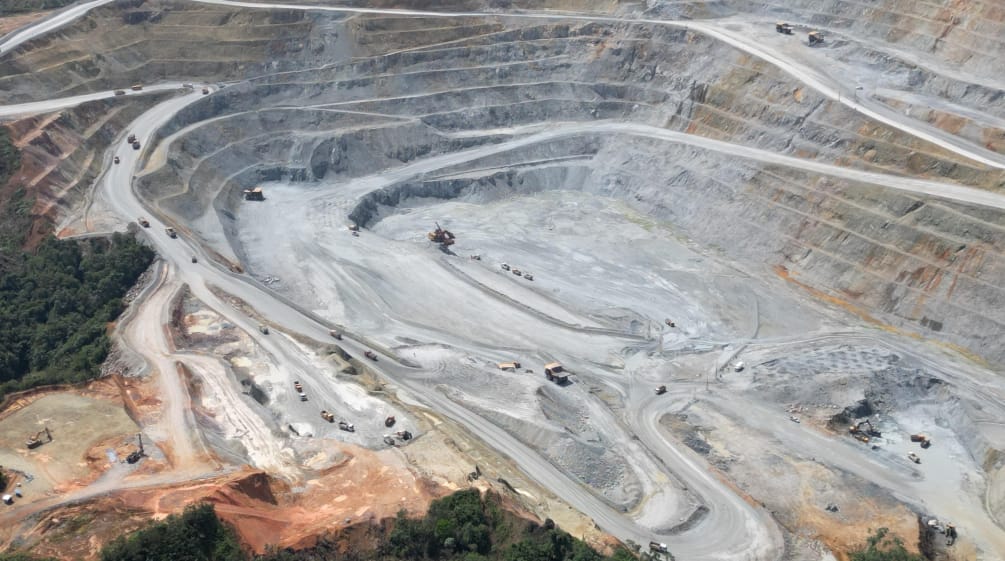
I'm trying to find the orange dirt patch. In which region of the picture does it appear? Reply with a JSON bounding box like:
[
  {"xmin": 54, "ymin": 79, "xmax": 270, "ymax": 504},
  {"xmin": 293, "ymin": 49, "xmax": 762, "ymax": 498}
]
[
  {"xmin": 18, "ymin": 445, "xmax": 441, "ymax": 560},
  {"xmin": 929, "ymin": 111, "xmax": 967, "ymax": 135},
  {"xmin": 794, "ymin": 467, "xmax": 919, "ymax": 561},
  {"xmin": 0, "ymin": 11, "xmax": 50, "ymax": 35},
  {"xmin": 773, "ymin": 264, "xmax": 881, "ymax": 325},
  {"xmin": 99, "ymin": 444, "xmax": 435, "ymax": 555}
]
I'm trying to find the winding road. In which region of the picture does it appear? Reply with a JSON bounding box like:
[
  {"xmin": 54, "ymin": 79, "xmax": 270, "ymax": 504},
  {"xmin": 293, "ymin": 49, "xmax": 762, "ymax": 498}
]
[{"xmin": 3, "ymin": 1, "xmax": 1005, "ymax": 560}]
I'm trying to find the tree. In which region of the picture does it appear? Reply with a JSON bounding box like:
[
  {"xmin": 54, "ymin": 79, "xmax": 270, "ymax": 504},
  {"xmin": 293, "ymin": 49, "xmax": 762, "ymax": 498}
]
[
  {"xmin": 849, "ymin": 528, "xmax": 924, "ymax": 561},
  {"xmin": 0, "ymin": 233, "xmax": 153, "ymax": 399},
  {"xmin": 100, "ymin": 503, "xmax": 244, "ymax": 561}
]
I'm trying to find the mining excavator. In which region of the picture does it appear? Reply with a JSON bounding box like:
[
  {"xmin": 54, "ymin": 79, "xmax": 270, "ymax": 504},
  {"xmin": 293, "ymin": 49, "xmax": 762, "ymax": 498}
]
[
  {"xmin": 25, "ymin": 426, "xmax": 52, "ymax": 449},
  {"xmin": 849, "ymin": 419, "xmax": 881, "ymax": 443},
  {"xmin": 126, "ymin": 433, "xmax": 146, "ymax": 464},
  {"xmin": 385, "ymin": 415, "xmax": 396, "ymax": 427},
  {"xmin": 427, "ymin": 222, "xmax": 456, "ymax": 247}
]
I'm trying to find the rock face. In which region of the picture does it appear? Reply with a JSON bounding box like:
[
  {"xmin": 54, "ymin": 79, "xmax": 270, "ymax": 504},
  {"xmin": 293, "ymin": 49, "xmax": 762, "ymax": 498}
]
[{"xmin": 2, "ymin": 1, "xmax": 1005, "ymax": 364}]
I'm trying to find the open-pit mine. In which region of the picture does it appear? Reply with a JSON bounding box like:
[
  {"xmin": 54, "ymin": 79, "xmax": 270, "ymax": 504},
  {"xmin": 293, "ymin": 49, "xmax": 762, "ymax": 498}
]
[{"xmin": 1, "ymin": 0, "xmax": 1005, "ymax": 559}]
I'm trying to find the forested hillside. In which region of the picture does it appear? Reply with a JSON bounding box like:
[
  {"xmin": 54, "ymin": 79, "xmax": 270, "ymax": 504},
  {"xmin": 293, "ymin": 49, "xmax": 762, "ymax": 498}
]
[
  {"xmin": 0, "ymin": 492, "xmax": 638, "ymax": 561},
  {"xmin": 0, "ymin": 233, "xmax": 154, "ymax": 399}
]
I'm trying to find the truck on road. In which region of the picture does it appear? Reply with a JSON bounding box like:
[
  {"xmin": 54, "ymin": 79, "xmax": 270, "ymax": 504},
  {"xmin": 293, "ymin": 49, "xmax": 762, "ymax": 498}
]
[{"xmin": 165, "ymin": 227, "xmax": 177, "ymax": 238}]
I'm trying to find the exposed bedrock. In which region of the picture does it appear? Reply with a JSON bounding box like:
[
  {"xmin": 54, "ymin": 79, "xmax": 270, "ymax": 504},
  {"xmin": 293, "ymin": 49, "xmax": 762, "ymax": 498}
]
[{"xmin": 5, "ymin": 1, "xmax": 1004, "ymax": 361}]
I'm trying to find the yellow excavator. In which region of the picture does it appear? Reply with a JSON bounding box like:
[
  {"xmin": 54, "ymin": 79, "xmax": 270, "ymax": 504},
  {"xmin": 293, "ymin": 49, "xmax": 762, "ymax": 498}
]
[
  {"xmin": 25, "ymin": 426, "xmax": 52, "ymax": 449},
  {"xmin": 427, "ymin": 223, "xmax": 456, "ymax": 247},
  {"xmin": 848, "ymin": 419, "xmax": 881, "ymax": 443}
]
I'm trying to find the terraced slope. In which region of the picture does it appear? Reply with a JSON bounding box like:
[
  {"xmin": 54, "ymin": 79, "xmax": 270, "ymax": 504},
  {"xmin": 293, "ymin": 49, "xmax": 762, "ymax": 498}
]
[
  {"xmin": 82, "ymin": 7, "xmax": 1000, "ymax": 363},
  {"xmin": 2, "ymin": 1, "xmax": 1005, "ymax": 558},
  {"xmin": 0, "ymin": 1, "xmax": 332, "ymax": 103}
]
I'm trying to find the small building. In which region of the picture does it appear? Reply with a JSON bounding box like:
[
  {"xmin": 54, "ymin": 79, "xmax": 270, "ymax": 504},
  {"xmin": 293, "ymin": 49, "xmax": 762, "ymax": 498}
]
[
  {"xmin": 497, "ymin": 361, "xmax": 521, "ymax": 371},
  {"xmin": 243, "ymin": 187, "xmax": 264, "ymax": 201}
]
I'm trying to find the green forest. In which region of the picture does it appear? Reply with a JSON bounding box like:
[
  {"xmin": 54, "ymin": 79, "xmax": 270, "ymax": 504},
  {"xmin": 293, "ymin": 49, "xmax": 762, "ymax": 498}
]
[
  {"xmin": 0, "ymin": 233, "xmax": 154, "ymax": 399},
  {"xmin": 849, "ymin": 528, "xmax": 924, "ymax": 561},
  {"xmin": 0, "ymin": 491, "xmax": 925, "ymax": 561},
  {"xmin": 0, "ymin": 128, "xmax": 29, "ymax": 258},
  {"xmin": 0, "ymin": 124, "xmax": 153, "ymax": 399},
  {"xmin": 0, "ymin": 492, "xmax": 639, "ymax": 561}
]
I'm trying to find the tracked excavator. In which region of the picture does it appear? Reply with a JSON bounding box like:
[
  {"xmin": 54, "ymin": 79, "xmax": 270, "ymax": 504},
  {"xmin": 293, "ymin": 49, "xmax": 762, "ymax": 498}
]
[
  {"xmin": 25, "ymin": 426, "xmax": 52, "ymax": 449},
  {"xmin": 849, "ymin": 419, "xmax": 881, "ymax": 443},
  {"xmin": 427, "ymin": 222, "xmax": 456, "ymax": 247},
  {"xmin": 126, "ymin": 433, "xmax": 145, "ymax": 464}
]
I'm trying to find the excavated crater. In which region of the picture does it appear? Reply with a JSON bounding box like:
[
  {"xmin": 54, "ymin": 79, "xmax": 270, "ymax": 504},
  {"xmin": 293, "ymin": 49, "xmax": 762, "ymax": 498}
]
[{"xmin": 5, "ymin": 0, "xmax": 1005, "ymax": 552}]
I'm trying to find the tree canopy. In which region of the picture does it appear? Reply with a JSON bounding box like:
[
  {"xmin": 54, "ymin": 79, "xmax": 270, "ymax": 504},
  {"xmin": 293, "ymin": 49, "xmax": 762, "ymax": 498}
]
[
  {"xmin": 100, "ymin": 503, "xmax": 244, "ymax": 561},
  {"xmin": 849, "ymin": 528, "xmax": 924, "ymax": 561},
  {"xmin": 0, "ymin": 233, "xmax": 154, "ymax": 399},
  {"xmin": 0, "ymin": 492, "xmax": 638, "ymax": 561}
]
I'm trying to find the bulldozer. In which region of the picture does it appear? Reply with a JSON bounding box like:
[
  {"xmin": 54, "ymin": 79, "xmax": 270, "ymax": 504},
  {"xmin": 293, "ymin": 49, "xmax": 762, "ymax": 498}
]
[
  {"xmin": 25, "ymin": 426, "xmax": 52, "ymax": 449},
  {"xmin": 427, "ymin": 222, "xmax": 456, "ymax": 247}
]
